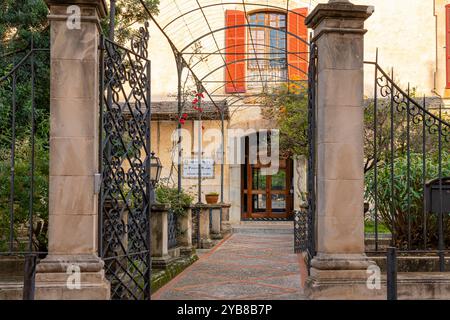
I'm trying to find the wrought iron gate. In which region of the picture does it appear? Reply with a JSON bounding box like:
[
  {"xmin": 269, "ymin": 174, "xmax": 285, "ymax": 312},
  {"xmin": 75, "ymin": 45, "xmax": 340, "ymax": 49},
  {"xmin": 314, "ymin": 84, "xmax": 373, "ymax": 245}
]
[
  {"xmin": 364, "ymin": 55, "xmax": 450, "ymax": 270},
  {"xmin": 294, "ymin": 41, "xmax": 317, "ymax": 271},
  {"xmin": 0, "ymin": 42, "xmax": 50, "ymax": 300},
  {"xmin": 98, "ymin": 22, "xmax": 152, "ymax": 300}
]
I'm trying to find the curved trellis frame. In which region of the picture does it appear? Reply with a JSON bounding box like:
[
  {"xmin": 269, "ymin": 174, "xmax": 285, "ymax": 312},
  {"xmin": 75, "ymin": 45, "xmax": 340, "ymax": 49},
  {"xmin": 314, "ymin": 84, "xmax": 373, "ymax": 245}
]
[{"xmin": 136, "ymin": 0, "xmax": 312, "ymax": 197}]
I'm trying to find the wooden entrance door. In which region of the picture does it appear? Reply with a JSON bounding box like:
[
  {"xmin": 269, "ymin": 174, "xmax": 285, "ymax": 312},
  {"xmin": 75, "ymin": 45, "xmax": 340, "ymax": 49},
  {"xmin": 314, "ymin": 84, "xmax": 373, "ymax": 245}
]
[{"xmin": 241, "ymin": 157, "xmax": 294, "ymax": 220}]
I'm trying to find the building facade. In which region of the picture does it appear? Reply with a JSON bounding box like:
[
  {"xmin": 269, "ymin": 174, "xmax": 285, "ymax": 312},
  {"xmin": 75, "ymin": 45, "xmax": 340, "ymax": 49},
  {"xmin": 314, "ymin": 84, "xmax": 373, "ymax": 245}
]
[{"xmin": 148, "ymin": 0, "xmax": 450, "ymax": 225}]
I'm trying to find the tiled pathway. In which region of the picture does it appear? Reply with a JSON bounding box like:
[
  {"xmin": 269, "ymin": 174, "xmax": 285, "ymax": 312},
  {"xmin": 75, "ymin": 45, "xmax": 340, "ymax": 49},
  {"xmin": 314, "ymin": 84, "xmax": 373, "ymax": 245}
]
[{"xmin": 153, "ymin": 233, "xmax": 307, "ymax": 300}]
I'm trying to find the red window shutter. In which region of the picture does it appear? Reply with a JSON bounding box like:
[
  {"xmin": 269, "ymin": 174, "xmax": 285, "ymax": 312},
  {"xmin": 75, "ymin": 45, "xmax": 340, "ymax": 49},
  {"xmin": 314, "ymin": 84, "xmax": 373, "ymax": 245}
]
[
  {"xmin": 225, "ymin": 10, "xmax": 246, "ymax": 93},
  {"xmin": 287, "ymin": 8, "xmax": 308, "ymax": 81},
  {"xmin": 446, "ymin": 5, "xmax": 450, "ymax": 88}
]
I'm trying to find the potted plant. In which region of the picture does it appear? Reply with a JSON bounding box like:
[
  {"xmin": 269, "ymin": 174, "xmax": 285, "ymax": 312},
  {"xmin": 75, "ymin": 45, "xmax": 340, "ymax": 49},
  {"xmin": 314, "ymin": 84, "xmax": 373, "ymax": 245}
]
[{"xmin": 205, "ymin": 192, "xmax": 219, "ymax": 204}]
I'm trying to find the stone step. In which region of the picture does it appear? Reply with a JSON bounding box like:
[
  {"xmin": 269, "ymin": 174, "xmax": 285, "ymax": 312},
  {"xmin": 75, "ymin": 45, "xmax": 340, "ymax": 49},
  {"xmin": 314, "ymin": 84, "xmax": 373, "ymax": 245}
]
[
  {"xmin": 0, "ymin": 257, "xmax": 26, "ymax": 300},
  {"xmin": 0, "ymin": 257, "xmax": 25, "ymax": 277},
  {"xmin": 232, "ymin": 222, "xmax": 294, "ymax": 235},
  {"xmin": 370, "ymin": 255, "xmax": 450, "ymax": 272},
  {"xmin": 0, "ymin": 277, "xmax": 24, "ymax": 300}
]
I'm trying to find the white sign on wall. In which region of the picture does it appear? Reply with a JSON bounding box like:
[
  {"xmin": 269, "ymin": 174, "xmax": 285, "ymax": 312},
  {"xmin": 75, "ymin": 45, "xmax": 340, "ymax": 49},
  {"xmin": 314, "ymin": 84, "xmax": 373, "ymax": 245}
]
[{"xmin": 182, "ymin": 158, "xmax": 215, "ymax": 179}]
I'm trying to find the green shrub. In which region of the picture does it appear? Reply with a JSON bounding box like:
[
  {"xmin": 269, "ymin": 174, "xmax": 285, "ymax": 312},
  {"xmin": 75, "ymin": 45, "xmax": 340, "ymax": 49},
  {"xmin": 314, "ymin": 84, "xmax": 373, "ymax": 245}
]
[
  {"xmin": 365, "ymin": 152, "xmax": 450, "ymax": 249},
  {"xmin": 0, "ymin": 138, "xmax": 49, "ymax": 252},
  {"xmin": 260, "ymin": 83, "xmax": 309, "ymax": 158},
  {"xmin": 155, "ymin": 186, "xmax": 193, "ymax": 216}
]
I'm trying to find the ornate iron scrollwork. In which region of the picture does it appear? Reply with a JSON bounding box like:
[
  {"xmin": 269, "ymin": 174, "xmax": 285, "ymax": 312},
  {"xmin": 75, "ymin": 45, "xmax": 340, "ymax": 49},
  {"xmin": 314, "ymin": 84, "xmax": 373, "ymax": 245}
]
[
  {"xmin": 99, "ymin": 22, "xmax": 152, "ymax": 300},
  {"xmin": 168, "ymin": 210, "xmax": 178, "ymax": 250},
  {"xmin": 376, "ymin": 68, "xmax": 450, "ymax": 142},
  {"xmin": 368, "ymin": 59, "xmax": 450, "ymax": 257}
]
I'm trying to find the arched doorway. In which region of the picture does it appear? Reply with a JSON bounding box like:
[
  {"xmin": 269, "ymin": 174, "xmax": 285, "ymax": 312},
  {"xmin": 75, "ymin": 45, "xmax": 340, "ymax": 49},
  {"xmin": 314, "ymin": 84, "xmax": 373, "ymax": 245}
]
[{"xmin": 241, "ymin": 133, "xmax": 294, "ymax": 220}]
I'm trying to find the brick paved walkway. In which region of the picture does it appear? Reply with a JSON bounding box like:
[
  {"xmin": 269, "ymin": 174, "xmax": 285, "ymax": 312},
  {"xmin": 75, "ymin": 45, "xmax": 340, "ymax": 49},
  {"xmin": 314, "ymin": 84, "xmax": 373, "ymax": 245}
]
[{"xmin": 153, "ymin": 233, "xmax": 307, "ymax": 300}]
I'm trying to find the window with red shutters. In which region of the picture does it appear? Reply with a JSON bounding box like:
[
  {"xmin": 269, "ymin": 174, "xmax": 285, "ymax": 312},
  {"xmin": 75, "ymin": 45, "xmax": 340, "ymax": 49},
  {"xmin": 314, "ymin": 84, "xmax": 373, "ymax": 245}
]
[
  {"xmin": 287, "ymin": 8, "xmax": 308, "ymax": 81},
  {"xmin": 446, "ymin": 5, "xmax": 450, "ymax": 88},
  {"xmin": 225, "ymin": 10, "xmax": 246, "ymax": 93},
  {"xmin": 224, "ymin": 8, "xmax": 308, "ymax": 93},
  {"xmin": 247, "ymin": 12, "xmax": 287, "ymax": 91}
]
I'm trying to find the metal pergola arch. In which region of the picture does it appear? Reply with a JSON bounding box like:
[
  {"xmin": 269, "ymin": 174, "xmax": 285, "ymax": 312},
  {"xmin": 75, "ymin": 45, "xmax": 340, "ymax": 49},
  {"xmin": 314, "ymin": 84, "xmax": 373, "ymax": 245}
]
[
  {"xmin": 133, "ymin": 0, "xmax": 312, "ymax": 201},
  {"xmin": 187, "ymin": 42, "xmax": 308, "ymax": 70},
  {"xmin": 160, "ymin": 2, "xmax": 309, "ymax": 32}
]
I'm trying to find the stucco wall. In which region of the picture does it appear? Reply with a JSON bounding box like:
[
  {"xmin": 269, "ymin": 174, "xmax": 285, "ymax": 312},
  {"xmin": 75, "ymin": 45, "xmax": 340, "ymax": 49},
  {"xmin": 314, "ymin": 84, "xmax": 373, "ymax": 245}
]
[
  {"xmin": 147, "ymin": 0, "xmax": 449, "ymax": 223},
  {"xmin": 152, "ymin": 119, "xmax": 231, "ymax": 203},
  {"xmin": 149, "ymin": 0, "xmax": 449, "ymax": 99}
]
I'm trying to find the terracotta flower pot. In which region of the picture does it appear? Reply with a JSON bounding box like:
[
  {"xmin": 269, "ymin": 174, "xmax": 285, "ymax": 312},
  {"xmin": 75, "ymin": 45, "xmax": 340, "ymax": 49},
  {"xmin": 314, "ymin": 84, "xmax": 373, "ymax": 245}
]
[{"xmin": 205, "ymin": 194, "xmax": 219, "ymax": 204}]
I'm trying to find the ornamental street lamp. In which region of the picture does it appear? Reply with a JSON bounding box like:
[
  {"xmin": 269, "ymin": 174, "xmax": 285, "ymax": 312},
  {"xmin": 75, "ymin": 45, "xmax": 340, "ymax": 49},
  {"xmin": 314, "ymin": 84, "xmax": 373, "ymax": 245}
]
[{"xmin": 150, "ymin": 151, "xmax": 162, "ymax": 203}]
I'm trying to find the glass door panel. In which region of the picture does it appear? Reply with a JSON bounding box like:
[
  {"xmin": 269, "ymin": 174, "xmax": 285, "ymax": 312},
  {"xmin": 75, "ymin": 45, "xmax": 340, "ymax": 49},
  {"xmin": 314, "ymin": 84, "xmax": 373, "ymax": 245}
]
[
  {"xmin": 252, "ymin": 167, "xmax": 267, "ymax": 190},
  {"xmin": 271, "ymin": 194, "xmax": 286, "ymax": 213},
  {"xmin": 241, "ymin": 133, "xmax": 293, "ymax": 220},
  {"xmin": 252, "ymin": 194, "xmax": 267, "ymax": 213},
  {"xmin": 271, "ymin": 169, "xmax": 286, "ymax": 190}
]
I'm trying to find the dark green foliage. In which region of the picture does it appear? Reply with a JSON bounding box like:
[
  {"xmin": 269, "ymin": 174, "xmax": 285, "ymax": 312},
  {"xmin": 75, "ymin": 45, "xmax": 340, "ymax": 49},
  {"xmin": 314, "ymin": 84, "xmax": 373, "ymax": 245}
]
[
  {"xmin": 365, "ymin": 152, "xmax": 450, "ymax": 249},
  {"xmin": 0, "ymin": 1, "xmax": 50, "ymax": 252},
  {"xmin": 364, "ymin": 99, "xmax": 450, "ymax": 174},
  {"xmin": 103, "ymin": 0, "xmax": 160, "ymax": 45},
  {"xmin": 156, "ymin": 186, "xmax": 193, "ymax": 216},
  {"xmin": 0, "ymin": 0, "xmax": 49, "ymax": 53},
  {"xmin": 118, "ymin": 0, "xmax": 160, "ymax": 24},
  {"xmin": 0, "ymin": 138, "xmax": 49, "ymax": 252},
  {"xmin": 261, "ymin": 83, "xmax": 309, "ymax": 158},
  {"xmin": 364, "ymin": 95, "xmax": 450, "ymax": 248}
]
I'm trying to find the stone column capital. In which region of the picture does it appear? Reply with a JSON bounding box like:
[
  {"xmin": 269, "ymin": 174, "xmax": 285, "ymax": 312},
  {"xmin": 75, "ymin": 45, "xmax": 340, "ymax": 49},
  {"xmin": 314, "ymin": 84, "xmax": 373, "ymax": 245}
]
[
  {"xmin": 305, "ymin": 1, "xmax": 374, "ymax": 40},
  {"xmin": 45, "ymin": 0, "xmax": 107, "ymax": 22}
]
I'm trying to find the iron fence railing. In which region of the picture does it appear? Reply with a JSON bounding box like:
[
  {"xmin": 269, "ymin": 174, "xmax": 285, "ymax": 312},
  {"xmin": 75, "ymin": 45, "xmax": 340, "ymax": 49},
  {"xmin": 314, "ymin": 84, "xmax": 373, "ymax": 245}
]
[
  {"xmin": 294, "ymin": 40, "xmax": 317, "ymax": 274},
  {"xmin": 364, "ymin": 56, "xmax": 450, "ymax": 271},
  {"xmin": 168, "ymin": 210, "xmax": 178, "ymax": 250},
  {"xmin": 0, "ymin": 42, "xmax": 50, "ymax": 300},
  {"xmin": 191, "ymin": 207, "xmax": 201, "ymax": 248}
]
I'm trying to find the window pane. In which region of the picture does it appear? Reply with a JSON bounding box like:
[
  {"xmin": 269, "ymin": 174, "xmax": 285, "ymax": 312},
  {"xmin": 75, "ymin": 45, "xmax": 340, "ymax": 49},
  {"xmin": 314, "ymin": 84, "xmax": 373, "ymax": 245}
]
[
  {"xmin": 272, "ymin": 194, "xmax": 286, "ymax": 212},
  {"xmin": 269, "ymin": 14, "xmax": 278, "ymax": 27},
  {"xmin": 246, "ymin": 12, "xmax": 287, "ymax": 89},
  {"xmin": 271, "ymin": 170, "xmax": 287, "ymax": 190},
  {"xmin": 279, "ymin": 15, "xmax": 286, "ymax": 28},
  {"xmin": 278, "ymin": 34, "xmax": 286, "ymax": 49},
  {"xmin": 257, "ymin": 13, "xmax": 265, "ymax": 23},
  {"xmin": 252, "ymin": 168, "xmax": 267, "ymax": 190},
  {"xmin": 270, "ymin": 28, "xmax": 286, "ymax": 68},
  {"xmin": 252, "ymin": 194, "xmax": 267, "ymax": 212},
  {"xmin": 270, "ymin": 30, "xmax": 277, "ymax": 48}
]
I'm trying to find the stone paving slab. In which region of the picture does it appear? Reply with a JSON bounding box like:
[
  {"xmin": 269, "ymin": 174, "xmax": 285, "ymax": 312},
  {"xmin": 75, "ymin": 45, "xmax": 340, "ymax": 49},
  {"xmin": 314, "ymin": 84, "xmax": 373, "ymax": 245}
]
[{"xmin": 153, "ymin": 233, "xmax": 307, "ymax": 300}]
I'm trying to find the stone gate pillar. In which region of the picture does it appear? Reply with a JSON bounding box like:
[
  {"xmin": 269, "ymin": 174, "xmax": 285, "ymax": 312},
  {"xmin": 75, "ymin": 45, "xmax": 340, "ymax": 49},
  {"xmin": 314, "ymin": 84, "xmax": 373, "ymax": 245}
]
[
  {"xmin": 35, "ymin": 0, "xmax": 110, "ymax": 299},
  {"xmin": 305, "ymin": 1, "xmax": 380, "ymax": 299}
]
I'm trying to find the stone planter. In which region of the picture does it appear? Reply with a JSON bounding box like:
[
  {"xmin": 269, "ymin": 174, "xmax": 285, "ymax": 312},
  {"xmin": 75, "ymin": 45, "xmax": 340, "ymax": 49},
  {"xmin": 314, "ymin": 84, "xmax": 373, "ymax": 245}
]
[
  {"xmin": 151, "ymin": 203, "xmax": 171, "ymax": 269},
  {"xmin": 177, "ymin": 208, "xmax": 193, "ymax": 256},
  {"xmin": 205, "ymin": 194, "xmax": 219, "ymax": 204}
]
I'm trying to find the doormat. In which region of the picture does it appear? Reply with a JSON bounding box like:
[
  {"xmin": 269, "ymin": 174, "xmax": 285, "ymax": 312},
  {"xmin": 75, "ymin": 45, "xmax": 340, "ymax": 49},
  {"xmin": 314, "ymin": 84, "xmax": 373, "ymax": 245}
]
[{"xmin": 242, "ymin": 217, "xmax": 294, "ymax": 222}]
